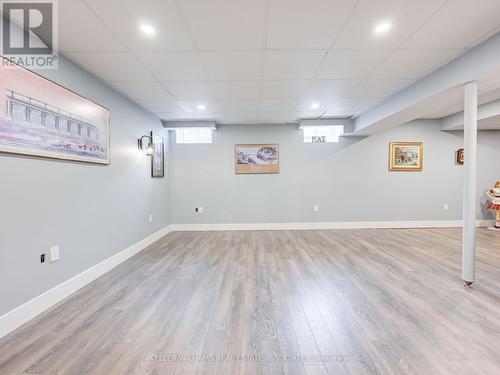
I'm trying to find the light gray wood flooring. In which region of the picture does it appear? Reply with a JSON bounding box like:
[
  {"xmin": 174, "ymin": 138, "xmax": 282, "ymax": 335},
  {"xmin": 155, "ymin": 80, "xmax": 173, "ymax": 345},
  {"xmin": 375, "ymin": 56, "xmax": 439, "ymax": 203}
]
[{"xmin": 1, "ymin": 228, "xmax": 500, "ymax": 374}]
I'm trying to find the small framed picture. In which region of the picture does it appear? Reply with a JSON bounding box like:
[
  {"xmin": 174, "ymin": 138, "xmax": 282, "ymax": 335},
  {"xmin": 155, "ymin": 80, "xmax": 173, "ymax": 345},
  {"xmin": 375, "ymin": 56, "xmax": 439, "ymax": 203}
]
[
  {"xmin": 457, "ymin": 148, "xmax": 464, "ymax": 165},
  {"xmin": 389, "ymin": 142, "xmax": 423, "ymax": 171},
  {"xmin": 151, "ymin": 132, "xmax": 164, "ymax": 177},
  {"xmin": 235, "ymin": 144, "xmax": 279, "ymax": 174}
]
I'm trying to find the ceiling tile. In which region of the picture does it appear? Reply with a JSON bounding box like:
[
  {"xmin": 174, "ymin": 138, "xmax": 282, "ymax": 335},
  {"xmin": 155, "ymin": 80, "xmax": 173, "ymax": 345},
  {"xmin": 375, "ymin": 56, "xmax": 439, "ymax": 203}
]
[
  {"xmin": 324, "ymin": 97, "xmax": 381, "ymax": 116},
  {"xmin": 84, "ymin": 0, "xmax": 196, "ymax": 51},
  {"xmin": 57, "ymin": 0, "xmax": 500, "ymax": 126},
  {"xmin": 261, "ymin": 80, "xmax": 310, "ymax": 99},
  {"xmin": 162, "ymin": 82, "xmax": 216, "ymax": 100},
  {"xmin": 346, "ymin": 79, "xmax": 413, "ymax": 98},
  {"xmin": 291, "ymin": 111, "xmax": 325, "ymax": 120},
  {"xmin": 109, "ymin": 82, "xmax": 172, "ymax": 101},
  {"xmin": 264, "ymin": 50, "xmax": 327, "ymax": 80},
  {"xmin": 297, "ymin": 98, "xmax": 337, "ymax": 112},
  {"xmin": 258, "ymin": 112, "xmax": 294, "ymax": 124},
  {"xmin": 177, "ymin": 100, "xmax": 222, "ymax": 113},
  {"xmin": 304, "ymin": 80, "xmax": 359, "ymax": 99},
  {"xmin": 154, "ymin": 112, "xmax": 191, "ymax": 121},
  {"xmin": 333, "ymin": 0, "xmax": 446, "ymax": 49},
  {"xmin": 369, "ymin": 49, "xmax": 462, "ymax": 80},
  {"xmin": 201, "ymin": 51, "xmax": 263, "ymax": 81},
  {"xmin": 136, "ymin": 52, "xmax": 208, "ymax": 81},
  {"xmin": 137, "ymin": 99, "xmax": 181, "ymax": 113},
  {"xmin": 188, "ymin": 112, "xmax": 225, "ymax": 121},
  {"xmin": 260, "ymin": 99, "xmax": 298, "ymax": 112},
  {"xmin": 219, "ymin": 100, "xmax": 261, "ymax": 112},
  {"xmin": 178, "ymin": 0, "xmax": 267, "ymax": 50},
  {"xmin": 317, "ymin": 50, "xmax": 391, "ymax": 79},
  {"xmin": 59, "ymin": 0, "xmax": 127, "ymax": 52},
  {"xmin": 267, "ymin": 0, "xmax": 356, "ymax": 49},
  {"xmin": 213, "ymin": 81, "xmax": 261, "ymax": 99},
  {"xmin": 404, "ymin": 0, "xmax": 500, "ymax": 49},
  {"xmin": 220, "ymin": 112, "xmax": 259, "ymax": 124},
  {"xmin": 321, "ymin": 109, "xmax": 355, "ymax": 118},
  {"xmin": 65, "ymin": 52, "xmax": 156, "ymax": 82}
]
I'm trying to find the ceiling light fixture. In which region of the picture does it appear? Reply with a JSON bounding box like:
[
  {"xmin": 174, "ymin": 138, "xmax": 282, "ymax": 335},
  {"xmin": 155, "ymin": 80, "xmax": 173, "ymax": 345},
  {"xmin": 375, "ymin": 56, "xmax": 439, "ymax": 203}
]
[
  {"xmin": 374, "ymin": 21, "xmax": 392, "ymax": 35},
  {"xmin": 311, "ymin": 102, "xmax": 320, "ymax": 110},
  {"xmin": 139, "ymin": 23, "xmax": 156, "ymax": 36},
  {"xmin": 197, "ymin": 104, "xmax": 206, "ymax": 111}
]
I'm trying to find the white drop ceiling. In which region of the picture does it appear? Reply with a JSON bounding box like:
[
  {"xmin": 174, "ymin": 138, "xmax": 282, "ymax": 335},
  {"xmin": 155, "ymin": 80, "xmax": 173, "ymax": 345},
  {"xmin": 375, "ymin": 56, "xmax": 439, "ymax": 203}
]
[{"xmin": 59, "ymin": 0, "xmax": 500, "ymax": 124}]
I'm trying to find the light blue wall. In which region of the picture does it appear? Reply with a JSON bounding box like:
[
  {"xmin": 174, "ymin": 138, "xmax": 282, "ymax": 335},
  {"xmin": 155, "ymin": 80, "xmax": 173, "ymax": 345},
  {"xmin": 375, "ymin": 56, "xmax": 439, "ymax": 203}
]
[
  {"xmin": 0, "ymin": 55, "xmax": 170, "ymax": 315},
  {"xmin": 169, "ymin": 120, "xmax": 500, "ymax": 224}
]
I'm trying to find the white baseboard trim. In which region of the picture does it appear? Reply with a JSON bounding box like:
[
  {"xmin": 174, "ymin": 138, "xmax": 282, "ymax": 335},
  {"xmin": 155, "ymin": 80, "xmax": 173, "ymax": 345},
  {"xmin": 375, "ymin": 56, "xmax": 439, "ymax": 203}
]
[
  {"xmin": 0, "ymin": 224, "xmax": 173, "ymax": 339},
  {"xmin": 170, "ymin": 220, "xmax": 494, "ymax": 231}
]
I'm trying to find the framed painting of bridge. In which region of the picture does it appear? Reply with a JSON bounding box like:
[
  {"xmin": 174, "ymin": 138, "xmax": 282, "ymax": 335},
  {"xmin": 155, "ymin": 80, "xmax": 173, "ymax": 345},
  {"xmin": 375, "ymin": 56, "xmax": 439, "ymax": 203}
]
[
  {"xmin": 0, "ymin": 58, "xmax": 110, "ymax": 164},
  {"xmin": 389, "ymin": 142, "xmax": 423, "ymax": 171}
]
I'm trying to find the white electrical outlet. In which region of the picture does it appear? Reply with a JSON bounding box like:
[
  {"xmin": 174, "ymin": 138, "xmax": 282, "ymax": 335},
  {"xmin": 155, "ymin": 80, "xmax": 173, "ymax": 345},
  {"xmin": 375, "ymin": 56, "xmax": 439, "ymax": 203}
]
[
  {"xmin": 313, "ymin": 205, "xmax": 319, "ymax": 213},
  {"xmin": 50, "ymin": 246, "xmax": 60, "ymax": 262},
  {"xmin": 195, "ymin": 207, "xmax": 204, "ymax": 214},
  {"xmin": 148, "ymin": 214, "xmax": 153, "ymax": 223},
  {"xmin": 443, "ymin": 204, "xmax": 449, "ymax": 211}
]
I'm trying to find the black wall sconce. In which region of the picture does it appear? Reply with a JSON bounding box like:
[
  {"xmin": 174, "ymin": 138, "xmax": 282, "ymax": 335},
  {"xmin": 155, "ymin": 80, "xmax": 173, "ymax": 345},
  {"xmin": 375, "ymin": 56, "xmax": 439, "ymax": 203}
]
[{"xmin": 138, "ymin": 134, "xmax": 153, "ymax": 156}]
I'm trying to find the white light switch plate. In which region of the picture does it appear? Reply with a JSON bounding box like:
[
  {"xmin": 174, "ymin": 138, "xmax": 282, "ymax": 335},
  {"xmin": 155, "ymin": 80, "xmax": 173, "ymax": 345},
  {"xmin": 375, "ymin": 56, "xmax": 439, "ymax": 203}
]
[
  {"xmin": 50, "ymin": 246, "xmax": 60, "ymax": 262},
  {"xmin": 443, "ymin": 204, "xmax": 449, "ymax": 211},
  {"xmin": 313, "ymin": 205, "xmax": 319, "ymax": 213},
  {"xmin": 148, "ymin": 214, "xmax": 153, "ymax": 223}
]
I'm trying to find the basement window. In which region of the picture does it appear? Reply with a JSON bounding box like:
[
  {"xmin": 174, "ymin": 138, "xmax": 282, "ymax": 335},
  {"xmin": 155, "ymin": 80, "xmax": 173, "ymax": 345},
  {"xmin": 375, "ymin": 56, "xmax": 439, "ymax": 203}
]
[
  {"xmin": 303, "ymin": 125, "xmax": 344, "ymax": 143},
  {"xmin": 175, "ymin": 128, "xmax": 213, "ymax": 144}
]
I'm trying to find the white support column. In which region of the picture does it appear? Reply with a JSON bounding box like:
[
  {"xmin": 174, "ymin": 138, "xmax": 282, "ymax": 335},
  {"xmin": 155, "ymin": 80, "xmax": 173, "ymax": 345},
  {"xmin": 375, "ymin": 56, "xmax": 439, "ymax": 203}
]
[{"xmin": 462, "ymin": 81, "xmax": 478, "ymax": 284}]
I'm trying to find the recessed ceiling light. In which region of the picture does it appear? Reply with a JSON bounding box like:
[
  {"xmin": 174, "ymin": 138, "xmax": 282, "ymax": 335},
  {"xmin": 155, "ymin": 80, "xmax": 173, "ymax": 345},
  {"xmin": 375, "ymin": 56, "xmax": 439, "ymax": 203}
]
[
  {"xmin": 197, "ymin": 104, "xmax": 206, "ymax": 111},
  {"xmin": 139, "ymin": 23, "xmax": 156, "ymax": 36},
  {"xmin": 374, "ymin": 21, "xmax": 392, "ymax": 35},
  {"xmin": 311, "ymin": 102, "xmax": 320, "ymax": 110}
]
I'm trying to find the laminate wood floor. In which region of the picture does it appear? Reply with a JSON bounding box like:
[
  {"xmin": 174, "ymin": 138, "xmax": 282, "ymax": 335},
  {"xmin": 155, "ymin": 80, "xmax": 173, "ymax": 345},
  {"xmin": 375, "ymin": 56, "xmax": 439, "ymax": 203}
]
[{"xmin": 1, "ymin": 228, "xmax": 500, "ymax": 375}]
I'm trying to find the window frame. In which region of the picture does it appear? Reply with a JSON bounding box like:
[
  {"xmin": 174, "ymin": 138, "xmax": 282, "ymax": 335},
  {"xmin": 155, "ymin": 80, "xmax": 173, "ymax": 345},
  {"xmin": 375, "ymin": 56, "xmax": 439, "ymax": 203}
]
[
  {"xmin": 302, "ymin": 125, "xmax": 344, "ymax": 143},
  {"xmin": 175, "ymin": 127, "xmax": 213, "ymax": 144}
]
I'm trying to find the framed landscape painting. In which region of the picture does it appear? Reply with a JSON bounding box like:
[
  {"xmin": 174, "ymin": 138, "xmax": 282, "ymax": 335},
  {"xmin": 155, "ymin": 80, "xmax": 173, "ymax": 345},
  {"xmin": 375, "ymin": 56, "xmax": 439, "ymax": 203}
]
[
  {"xmin": 151, "ymin": 131, "xmax": 164, "ymax": 177},
  {"xmin": 0, "ymin": 58, "xmax": 110, "ymax": 164},
  {"xmin": 389, "ymin": 142, "xmax": 423, "ymax": 171},
  {"xmin": 235, "ymin": 144, "xmax": 279, "ymax": 174}
]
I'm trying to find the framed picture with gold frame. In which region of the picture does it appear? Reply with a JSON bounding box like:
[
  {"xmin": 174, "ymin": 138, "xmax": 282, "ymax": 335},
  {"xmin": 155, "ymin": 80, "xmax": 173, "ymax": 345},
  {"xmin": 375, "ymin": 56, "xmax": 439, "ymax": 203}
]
[
  {"xmin": 389, "ymin": 142, "xmax": 423, "ymax": 171},
  {"xmin": 235, "ymin": 144, "xmax": 279, "ymax": 174}
]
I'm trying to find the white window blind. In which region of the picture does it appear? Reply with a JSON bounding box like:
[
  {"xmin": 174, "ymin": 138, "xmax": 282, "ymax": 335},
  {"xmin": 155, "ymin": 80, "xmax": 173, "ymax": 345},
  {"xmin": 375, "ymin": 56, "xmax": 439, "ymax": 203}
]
[
  {"xmin": 303, "ymin": 125, "xmax": 344, "ymax": 143},
  {"xmin": 175, "ymin": 128, "xmax": 213, "ymax": 144}
]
